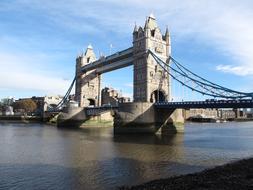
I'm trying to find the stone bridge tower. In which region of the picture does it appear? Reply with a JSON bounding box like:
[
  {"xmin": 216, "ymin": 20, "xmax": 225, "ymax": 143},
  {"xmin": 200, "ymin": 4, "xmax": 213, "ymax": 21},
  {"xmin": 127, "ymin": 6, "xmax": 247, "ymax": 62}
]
[
  {"xmin": 133, "ymin": 14, "xmax": 171, "ymax": 103},
  {"xmin": 75, "ymin": 45, "xmax": 101, "ymax": 107}
]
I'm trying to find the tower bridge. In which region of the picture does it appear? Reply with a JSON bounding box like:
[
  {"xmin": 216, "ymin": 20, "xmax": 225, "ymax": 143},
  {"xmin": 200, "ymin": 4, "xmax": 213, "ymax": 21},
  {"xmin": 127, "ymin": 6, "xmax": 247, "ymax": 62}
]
[
  {"xmin": 75, "ymin": 14, "xmax": 171, "ymax": 108},
  {"xmin": 57, "ymin": 14, "xmax": 253, "ymax": 133}
]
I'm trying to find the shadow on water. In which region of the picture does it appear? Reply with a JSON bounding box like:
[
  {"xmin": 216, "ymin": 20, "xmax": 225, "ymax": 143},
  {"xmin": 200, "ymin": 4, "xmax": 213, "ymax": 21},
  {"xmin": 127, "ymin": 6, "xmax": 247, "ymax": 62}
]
[
  {"xmin": 56, "ymin": 125, "xmax": 184, "ymax": 146},
  {"xmin": 113, "ymin": 133, "xmax": 183, "ymax": 146},
  {"xmin": 0, "ymin": 159, "xmax": 205, "ymax": 190},
  {"xmin": 56, "ymin": 124, "xmax": 185, "ymax": 146}
]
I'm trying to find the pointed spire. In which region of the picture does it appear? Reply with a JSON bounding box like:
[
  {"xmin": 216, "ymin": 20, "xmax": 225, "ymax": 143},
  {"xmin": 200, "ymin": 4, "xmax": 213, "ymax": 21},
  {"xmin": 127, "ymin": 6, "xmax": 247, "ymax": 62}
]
[
  {"xmin": 165, "ymin": 26, "xmax": 170, "ymax": 37},
  {"xmin": 87, "ymin": 44, "xmax": 93, "ymax": 49},
  {"xmin": 77, "ymin": 50, "xmax": 83, "ymax": 58},
  {"xmin": 133, "ymin": 22, "xmax": 138, "ymax": 33},
  {"xmin": 84, "ymin": 44, "xmax": 96, "ymax": 62},
  {"xmin": 149, "ymin": 12, "xmax": 155, "ymax": 19},
  {"xmin": 85, "ymin": 44, "xmax": 94, "ymax": 56},
  {"xmin": 144, "ymin": 17, "xmax": 149, "ymax": 29}
]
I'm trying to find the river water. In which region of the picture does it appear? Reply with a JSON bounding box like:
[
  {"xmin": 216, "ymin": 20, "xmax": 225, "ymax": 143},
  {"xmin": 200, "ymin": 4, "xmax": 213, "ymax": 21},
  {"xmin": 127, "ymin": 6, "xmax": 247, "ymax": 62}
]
[{"xmin": 0, "ymin": 122, "xmax": 253, "ymax": 190}]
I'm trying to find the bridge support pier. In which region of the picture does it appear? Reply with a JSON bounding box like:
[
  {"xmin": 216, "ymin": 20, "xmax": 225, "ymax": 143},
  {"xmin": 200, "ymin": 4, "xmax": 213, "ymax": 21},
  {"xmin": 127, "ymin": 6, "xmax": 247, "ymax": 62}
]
[
  {"xmin": 57, "ymin": 106, "xmax": 87, "ymax": 128},
  {"xmin": 114, "ymin": 102, "xmax": 184, "ymax": 134}
]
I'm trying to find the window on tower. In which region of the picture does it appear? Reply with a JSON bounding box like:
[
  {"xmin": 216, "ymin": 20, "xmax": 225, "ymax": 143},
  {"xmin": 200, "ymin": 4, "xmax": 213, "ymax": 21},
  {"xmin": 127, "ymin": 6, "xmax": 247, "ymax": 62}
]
[{"xmin": 151, "ymin": 30, "xmax": 155, "ymax": 37}]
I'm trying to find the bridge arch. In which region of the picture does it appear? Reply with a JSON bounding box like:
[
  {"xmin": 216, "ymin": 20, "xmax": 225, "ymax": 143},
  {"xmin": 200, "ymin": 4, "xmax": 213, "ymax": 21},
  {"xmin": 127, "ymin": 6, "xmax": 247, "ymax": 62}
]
[
  {"xmin": 88, "ymin": 98, "xmax": 95, "ymax": 106},
  {"xmin": 49, "ymin": 104, "xmax": 57, "ymax": 108},
  {"xmin": 150, "ymin": 90, "xmax": 166, "ymax": 103}
]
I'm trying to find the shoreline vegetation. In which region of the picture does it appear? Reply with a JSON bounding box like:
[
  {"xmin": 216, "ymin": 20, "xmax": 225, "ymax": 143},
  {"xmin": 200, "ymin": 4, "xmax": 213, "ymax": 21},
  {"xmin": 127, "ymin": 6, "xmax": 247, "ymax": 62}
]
[{"xmin": 119, "ymin": 158, "xmax": 253, "ymax": 190}]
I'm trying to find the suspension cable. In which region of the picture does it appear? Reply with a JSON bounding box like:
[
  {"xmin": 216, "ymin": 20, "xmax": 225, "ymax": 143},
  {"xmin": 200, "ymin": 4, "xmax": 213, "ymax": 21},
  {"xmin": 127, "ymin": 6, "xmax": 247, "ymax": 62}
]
[
  {"xmin": 148, "ymin": 50, "xmax": 252, "ymax": 99},
  {"xmin": 55, "ymin": 76, "xmax": 76, "ymax": 109},
  {"xmin": 170, "ymin": 56, "xmax": 253, "ymax": 96}
]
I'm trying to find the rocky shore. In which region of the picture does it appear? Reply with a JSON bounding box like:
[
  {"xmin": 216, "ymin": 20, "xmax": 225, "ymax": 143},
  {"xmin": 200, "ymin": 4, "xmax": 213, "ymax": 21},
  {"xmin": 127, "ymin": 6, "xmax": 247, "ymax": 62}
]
[{"xmin": 119, "ymin": 158, "xmax": 253, "ymax": 190}]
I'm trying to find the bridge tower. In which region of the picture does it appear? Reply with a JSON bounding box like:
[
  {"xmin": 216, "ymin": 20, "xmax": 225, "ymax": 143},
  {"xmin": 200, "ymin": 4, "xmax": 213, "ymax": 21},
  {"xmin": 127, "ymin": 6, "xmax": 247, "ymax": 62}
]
[
  {"xmin": 75, "ymin": 45, "xmax": 101, "ymax": 107},
  {"xmin": 133, "ymin": 14, "xmax": 171, "ymax": 103}
]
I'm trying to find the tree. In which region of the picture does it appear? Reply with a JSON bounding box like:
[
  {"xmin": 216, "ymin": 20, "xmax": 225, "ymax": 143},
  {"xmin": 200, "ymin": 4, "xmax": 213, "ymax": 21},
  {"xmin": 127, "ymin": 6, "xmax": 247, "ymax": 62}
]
[
  {"xmin": 0, "ymin": 102, "xmax": 3, "ymax": 113},
  {"xmin": 1, "ymin": 98, "xmax": 14, "ymax": 106},
  {"xmin": 13, "ymin": 99, "xmax": 37, "ymax": 114}
]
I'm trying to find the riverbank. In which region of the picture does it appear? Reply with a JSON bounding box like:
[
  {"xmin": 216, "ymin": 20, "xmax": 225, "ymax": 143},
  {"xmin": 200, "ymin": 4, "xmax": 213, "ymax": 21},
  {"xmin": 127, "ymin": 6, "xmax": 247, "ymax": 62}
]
[
  {"xmin": 119, "ymin": 157, "xmax": 253, "ymax": 190},
  {"xmin": 0, "ymin": 115, "xmax": 42, "ymax": 123}
]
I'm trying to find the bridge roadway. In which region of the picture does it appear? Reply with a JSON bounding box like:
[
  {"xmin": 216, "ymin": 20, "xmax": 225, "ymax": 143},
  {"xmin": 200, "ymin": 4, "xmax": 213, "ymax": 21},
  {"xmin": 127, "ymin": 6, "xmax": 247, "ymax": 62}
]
[
  {"xmin": 85, "ymin": 99, "xmax": 253, "ymax": 117},
  {"xmin": 81, "ymin": 47, "xmax": 133, "ymax": 74},
  {"xmin": 155, "ymin": 99, "xmax": 253, "ymax": 109}
]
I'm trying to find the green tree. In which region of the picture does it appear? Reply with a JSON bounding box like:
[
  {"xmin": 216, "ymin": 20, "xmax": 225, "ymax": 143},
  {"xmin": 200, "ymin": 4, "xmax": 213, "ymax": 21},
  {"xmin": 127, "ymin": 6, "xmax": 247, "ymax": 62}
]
[
  {"xmin": 13, "ymin": 99, "xmax": 37, "ymax": 114},
  {"xmin": 0, "ymin": 102, "xmax": 3, "ymax": 113}
]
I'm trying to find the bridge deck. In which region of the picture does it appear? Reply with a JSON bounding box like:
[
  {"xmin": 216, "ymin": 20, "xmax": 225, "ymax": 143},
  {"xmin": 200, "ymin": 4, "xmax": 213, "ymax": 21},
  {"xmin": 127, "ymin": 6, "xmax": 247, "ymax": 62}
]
[
  {"xmin": 81, "ymin": 47, "xmax": 133, "ymax": 74},
  {"xmin": 155, "ymin": 100, "xmax": 253, "ymax": 109}
]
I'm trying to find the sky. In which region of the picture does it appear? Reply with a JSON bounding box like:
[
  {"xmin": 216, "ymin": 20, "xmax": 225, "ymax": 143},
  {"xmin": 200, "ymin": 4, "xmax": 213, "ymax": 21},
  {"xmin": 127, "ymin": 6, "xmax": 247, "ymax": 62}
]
[{"xmin": 1, "ymin": 0, "xmax": 253, "ymax": 100}]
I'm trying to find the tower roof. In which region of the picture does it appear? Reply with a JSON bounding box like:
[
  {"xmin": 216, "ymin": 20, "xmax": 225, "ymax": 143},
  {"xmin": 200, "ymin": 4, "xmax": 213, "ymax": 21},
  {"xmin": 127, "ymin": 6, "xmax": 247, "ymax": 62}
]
[
  {"xmin": 149, "ymin": 12, "xmax": 155, "ymax": 19},
  {"xmin": 84, "ymin": 44, "xmax": 96, "ymax": 60},
  {"xmin": 87, "ymin": 44, "xmax": 93, "ymax": 49},
  {"xmin": 144, "ymin": 13, "xmax": 157, "ymax": 30}
]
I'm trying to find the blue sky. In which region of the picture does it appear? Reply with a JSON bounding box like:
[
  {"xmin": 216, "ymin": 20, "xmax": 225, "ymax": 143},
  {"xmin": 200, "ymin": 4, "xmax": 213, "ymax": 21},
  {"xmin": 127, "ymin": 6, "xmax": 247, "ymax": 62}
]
[{"xmin": 1, "ymin": 0, "xmax": 253, "ymax": 100}]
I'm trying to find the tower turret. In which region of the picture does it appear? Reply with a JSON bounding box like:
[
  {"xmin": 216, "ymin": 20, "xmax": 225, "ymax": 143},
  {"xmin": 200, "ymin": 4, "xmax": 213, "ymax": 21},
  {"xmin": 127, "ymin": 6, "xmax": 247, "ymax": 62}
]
[
  {"xmin": 164, "ymin": 26, "xmax": 171, "ymax": 56},
  {"xmin": 75, "ymin": 44, "xmax": 101, "ymax": 107},
  {"xmin": 133, "ymin": 23, "xmax": 138, "ymax": 33},
  {"xmin": 133, "ymin": 14, "xmax": 171, "ymax": 102},
  {"xmin": 133, "ymin": 23, "xmax": 138, "ymax": 40}
]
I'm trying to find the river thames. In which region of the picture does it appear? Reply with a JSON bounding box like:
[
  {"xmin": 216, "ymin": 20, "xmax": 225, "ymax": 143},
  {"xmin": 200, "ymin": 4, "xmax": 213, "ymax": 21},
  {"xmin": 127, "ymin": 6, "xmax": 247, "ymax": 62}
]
[{"xmin": 0, "ymin": 122, "xmax": 253, "ymax": 190}]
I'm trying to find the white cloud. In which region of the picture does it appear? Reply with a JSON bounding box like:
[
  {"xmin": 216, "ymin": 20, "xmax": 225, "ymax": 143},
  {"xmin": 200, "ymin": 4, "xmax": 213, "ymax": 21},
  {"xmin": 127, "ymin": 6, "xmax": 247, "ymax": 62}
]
[
  {"xmin": 216, "ymin": 65, "xmax": 253, "ymax": 76},
  {"xmin": 1, "ymin": 0, "xmax": 253, "ymax": 99},
  {"xmin": 0, "ymin": 52, "xmax": 72, "ymax": 96},
  {"xmin": 13, "ymin": 0, "xmax": 253, "ymax": 76},
  {"xmin": 124, "ymin": 83, "xmax": 133, "ymax": 88}
]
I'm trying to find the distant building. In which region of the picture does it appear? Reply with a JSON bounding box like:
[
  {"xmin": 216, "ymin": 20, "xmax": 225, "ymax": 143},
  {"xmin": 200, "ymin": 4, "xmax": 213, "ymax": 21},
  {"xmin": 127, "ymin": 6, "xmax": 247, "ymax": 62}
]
[
  {"xmin": 217, "ymin": 109, "xmax": 236, "ymax": 119},
  {"xmin": 118, "ymin": 97, "xmax": 131, "ymax": 103},
  {"xmin": 184, "ymin": 108, "xmax": 250, "ymax": 120},
  {"xmin": 184, "ymin": 109, "xmax": 218, "ymax": 120},
  {"xmin": 101, "ymin": 87, "xmax": 131, "ymax": 106},
  {"xmin": 243, "ymin": 108, "xmax": 253, "ymax": 118},
  {"xmin": 233, "ymin": 108, "xmax": 253, "ymax": 119},
  {"xmin": 3, "ymin": 106, "xmax": 14, "ymax": 116},
  {"xmin": 16, "ymin": 95, "xmax": 63, "ymax": 115}
]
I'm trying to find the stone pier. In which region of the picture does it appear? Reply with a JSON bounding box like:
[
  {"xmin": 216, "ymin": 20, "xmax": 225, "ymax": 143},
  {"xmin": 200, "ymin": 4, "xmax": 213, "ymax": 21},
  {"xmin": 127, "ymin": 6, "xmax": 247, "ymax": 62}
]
[
  {"xmin": 57, "ymin": 103, "xmax": 114, "ymax": 128},
  {"xmin": 114, "ymin": 102, "xmax": 184, "ymax": 134}
]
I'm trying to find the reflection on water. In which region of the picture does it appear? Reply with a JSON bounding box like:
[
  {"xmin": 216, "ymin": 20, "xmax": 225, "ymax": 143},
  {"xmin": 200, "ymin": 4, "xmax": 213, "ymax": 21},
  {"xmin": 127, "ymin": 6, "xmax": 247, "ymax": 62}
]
[{"xmin": 0, "ymin": 122, "xmax": 253, "ymax": 189}]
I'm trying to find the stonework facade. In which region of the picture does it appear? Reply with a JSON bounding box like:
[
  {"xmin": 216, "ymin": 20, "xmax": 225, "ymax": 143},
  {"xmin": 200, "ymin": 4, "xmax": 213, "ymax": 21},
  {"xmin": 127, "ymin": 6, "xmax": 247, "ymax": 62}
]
[
  {"xmin": 101, "ymin": 87, "xmax": 131, "ymax": 106},
  {"xmin": 75, "ymin": 45, "xmax": 101, "ymax": 107},
  {"xmin": 101, "ymin": 87, "xmax": 119, "ymax": 106},
  {"xmin": 184, "ymin": 109, "xmax": 218, "ymax": 120},
  {"xmin": 75, "ymin": 15, "xmax": 171, "ymax": 107},
  {"xmin": 133, "ymin": 14, "xmax": 171, "ymax": 103}
]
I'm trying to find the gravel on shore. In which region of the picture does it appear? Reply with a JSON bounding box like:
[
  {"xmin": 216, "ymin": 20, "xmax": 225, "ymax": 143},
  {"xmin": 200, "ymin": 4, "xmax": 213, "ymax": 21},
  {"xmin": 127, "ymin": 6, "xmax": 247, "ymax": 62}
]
[{"xmin": 119, "ymin": 158, "xmax": 253, "ymax": 190}]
